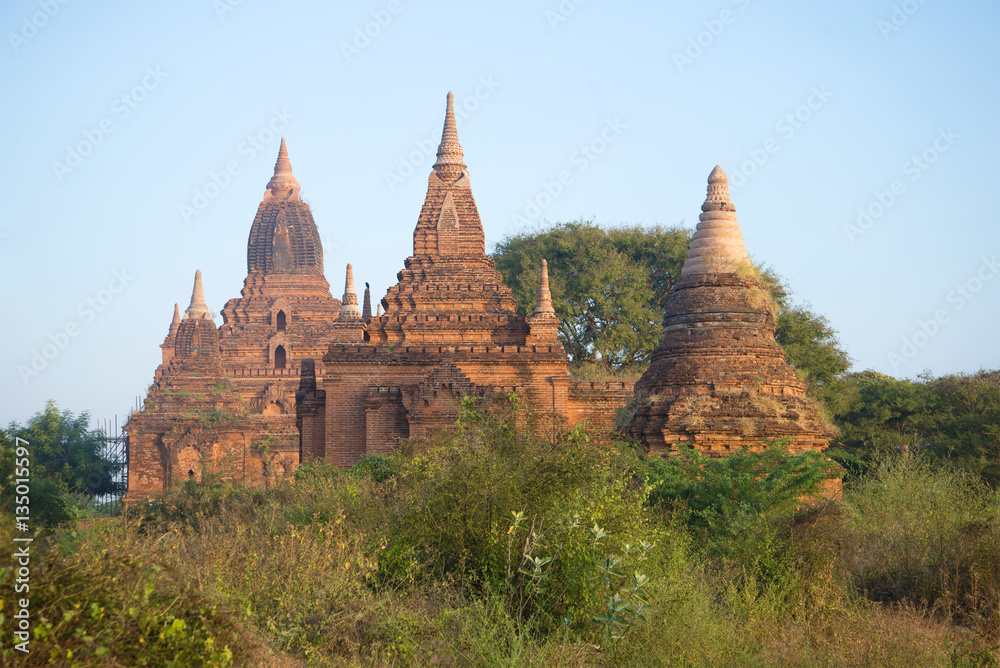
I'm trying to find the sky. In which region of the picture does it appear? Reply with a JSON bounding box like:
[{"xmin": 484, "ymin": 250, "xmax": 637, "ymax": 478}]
[{"xmin": 0, "ymin": 0, "xmax": 998, "ymax": 427}]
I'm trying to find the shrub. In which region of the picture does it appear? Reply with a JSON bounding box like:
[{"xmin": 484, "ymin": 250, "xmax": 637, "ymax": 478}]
[{"xmin": 844, "ymin": 455, "xmax": 1000, "ymax": 632}]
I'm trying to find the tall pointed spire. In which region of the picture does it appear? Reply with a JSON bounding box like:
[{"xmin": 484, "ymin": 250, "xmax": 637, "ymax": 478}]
[
  {"xmin": 169, "ymin": 303, "xmax": 181, "ymax": 335},
  {"xmin": 338, "ymin": 263, "xmax": 362, "ymax": 320},
  {"xmin": 184, "ymin": 270, "xmax": 211, "ymax": 320},
  {"xmin": 681, "ymin": 166, "xmax": 749, "ymax": 277},
  {"xmin": 362, "ymin": 282, "xmax": 372, "ymax": 320},
  {"xmin": 265, "ymin": 137, "xmax": 301, "ymax": 199},
  {"xmin": 532, "ymin": 259, "xmax": 556, "ymax": 318},
  {"xmin": 432, "ymin": 91, "xmax": 467, "ymax": 182}
]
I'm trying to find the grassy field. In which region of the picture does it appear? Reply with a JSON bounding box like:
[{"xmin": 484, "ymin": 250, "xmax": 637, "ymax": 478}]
[{"xmin": 2, "ymin": 404, "xmax": 998, "ymax": 667}]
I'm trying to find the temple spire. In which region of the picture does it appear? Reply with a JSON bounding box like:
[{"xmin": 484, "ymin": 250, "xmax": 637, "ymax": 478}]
[
  {"xmin": 432, "ymin": 91, "xmax": 467, "ymax": 181},
  {"xmin": 680, "ymin": 166, "xmax": 749, "ymax": 277},
  {"xmin": 532, "ymin": 259, "xmax": 556, "ymax": 318},
  {"xmin": 169, "ymin": 303, "xmax": 181, "ymax": 335},
  {"xmin": 338, "ymin": 263, "xmax": 362, "ymax": 320},
  {"xmin": 265, "ymin": 137, "xmax": 301, "ymax": 199},
  {"xmin": 362, "ymin": 282, "xmax": 372, "ymax": 320},
  {"xmin": 184, "ymin": 270, "xmax": 211, "ymax": 320}
]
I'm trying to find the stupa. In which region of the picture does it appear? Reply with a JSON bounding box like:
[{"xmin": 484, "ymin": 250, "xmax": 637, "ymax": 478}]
[{"xmin": 629, "ymin": 166, "xmax": 834, "ymax": 455}]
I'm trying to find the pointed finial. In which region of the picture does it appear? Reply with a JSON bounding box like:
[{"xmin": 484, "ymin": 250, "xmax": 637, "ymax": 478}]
[
  {"xmin": 681, "ymin": 165, "xmax": 748, "ymax": 277},
  {"xmin": 338, "ymin": 263, "xmax": 362, "ymax": 320},
  {"xmin": 376, "ymin": 303, "xmax": 382, "ymax": 317},
  {"xmin": 184, "ymin": 270, "xmax": 211, "ymax": 320},
  {"xmin": 168, "ymin": 303, "xmax": 181, "ymax": 336},
  {"xmin": 432, "ymin": 91, "xmax": 467, "ymax": 181},
  {"xmin": 362, "ymin": 282, "xmax": 372, "ymax": 320},
  {"xmin": 702, "ymin": 165, "xmax": 734, "ymax": 212},
  {"xmin": 265, "ymin": 137, "xmax": 301, "ymax": 198},
  {"xmin": 533, "ymin": 259, "xmax": 556, "ymax": 318}
]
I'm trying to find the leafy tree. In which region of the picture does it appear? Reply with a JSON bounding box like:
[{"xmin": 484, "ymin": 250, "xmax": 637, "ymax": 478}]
[
  {"xmin": 829, "ymin": 370, "xmax": 1000, "ymax": 487},
  {"xmin": 492, "ymin": 221, "xmax": 690, "ymax": 369},
  {"xmin": 917, "ymin": 370, "xmax": 1000, "ymax": 485},
  {"xmin": 830, "ymin": 371, "xmax": 931, "ymax": 469},
  {"xmin": 492, "ymin": 222, "xmax": 853, "ymax": 409},
  {"xmin": 1, "ymin": 400, "xmax": 122, "ymax": 504},
  {"xmin": 756, "ymin": 267, "xmax": 852, "ymax": 413}
]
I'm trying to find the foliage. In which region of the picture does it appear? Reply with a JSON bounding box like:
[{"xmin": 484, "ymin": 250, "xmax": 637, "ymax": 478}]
[
  {"xmin": 831, "ymin": 369, "xmax": 1000, "ymax": 486},
  {"xmin": 844, "ymin": 455, "xmax": 1000, "ymax": 630},
  {"xmin": 2, "ymin": 400, "xmax": 121, "ymax": 498},
  {"xmin": 492, "ymin": 223, "xmax": 853, "ymax": 412},
  {"xmin": 492, "ymin": 220, "xmax": 690, "ymax": 369},
  {"xmin": 347, "ymin": 454, "xmax": 395, "ymax": 483},
  {"xmin": 917, "ymin": 370, "xmax": 1000, "ymax": 486},
  {"xmin": 1, "ymin": 401, "xmax": 123, "ymax": 528},
  {"xmin": 643, "ymin": 441, "xmax": 840, "ymax": 560}
]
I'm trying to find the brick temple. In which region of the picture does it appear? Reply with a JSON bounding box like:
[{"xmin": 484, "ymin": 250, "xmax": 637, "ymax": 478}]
[
  {"xmin": 628, "ymin": 166, "xmax": 834, "ymax": 456},
  {"xmin": 127, "ymin": 95, "xmax": 833, "ymax": 501},
  {"xmin": 126, "ymin": 140, "xmax": 343, "ymax": 497},
  {"xmin": 296, "ymin": 93, "xmax": 632, "ymax": 466}
]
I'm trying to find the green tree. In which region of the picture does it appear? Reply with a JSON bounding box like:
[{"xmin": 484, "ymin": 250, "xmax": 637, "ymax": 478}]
[
  {"xmin": 756, "ymin": 267, "xmax": 852, "ymax": 413},
  {"xmin": 492, "ymin": 222, "xmax": 852, "ymax": 409},
  {"xmin": 2, "ymin": 400, "xmax": 122, "ymax": 502},
  {"xmin": 830, "ymin": 371, "xmax": 932, "ymax": 473},
  {"xmin": 917, "ymin": 370, "xmax": 1000, "ymax": 486},
  {"xmin": 492, "ymin": 221, "xmax": 690, "ymax": 369}
]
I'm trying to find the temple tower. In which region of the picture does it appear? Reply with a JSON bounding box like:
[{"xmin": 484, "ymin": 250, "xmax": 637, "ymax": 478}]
[
  {"xmin": 302, "ymin": 92, "xmax": 587, "ymax": 468},
  {"xmin": 629, "ymin": 166, "xmax": 834, "ymax": 455},
  {"xmin": 128, "ymin": 141, "xmax": 344, "ymax": 499}
]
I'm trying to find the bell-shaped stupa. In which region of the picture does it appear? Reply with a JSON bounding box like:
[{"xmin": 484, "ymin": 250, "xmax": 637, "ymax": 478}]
[{"xmin": 629, "ymin": 166, "xmax": 834, "ymax": 456}]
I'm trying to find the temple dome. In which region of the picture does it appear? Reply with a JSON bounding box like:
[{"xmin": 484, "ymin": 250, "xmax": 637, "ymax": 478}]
[{"xmin": 246, "ymin": 139, "xmax": 324, "ymax": 275}]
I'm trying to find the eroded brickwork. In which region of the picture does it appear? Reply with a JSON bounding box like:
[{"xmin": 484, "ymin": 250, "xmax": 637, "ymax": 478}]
[
  {"xmin": 297, "ymin": 93, "xmax": 620, "ymax": 466},
  {"xmin": 630, "ymin": 167, "xmax": 835, "ymax": 460},
  {"xmin": 127, "ymin": 140, "xmax": 342, "ymax": 499}
]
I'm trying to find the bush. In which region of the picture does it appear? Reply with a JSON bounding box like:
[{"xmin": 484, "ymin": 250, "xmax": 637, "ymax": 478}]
[{"xmin": 844, "ymin": 455, "xmax": 1000, "ymax": 631}]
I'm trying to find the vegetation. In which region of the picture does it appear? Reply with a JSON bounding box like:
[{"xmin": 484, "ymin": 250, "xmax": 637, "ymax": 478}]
[
  {"xmin": 2, "ymin": 223, "xmax": 996, "ymax": 665},
  {"xmin": 492, "ymin": 221, "xmax": 690, "ymax": 370},
  {"xmin": 2, "ymin": 397, "xmax": 997, "ymax": 666},
  {"xmin": 1, "ymin": 401, "xmax": 123, "ymax": 526}
]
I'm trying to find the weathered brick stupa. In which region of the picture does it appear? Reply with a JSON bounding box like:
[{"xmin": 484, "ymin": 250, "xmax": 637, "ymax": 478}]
[
  {"xmin": 297, "ymin": 93, "xmax": 632, "ymax": 467},
  {"xmin": 127, "ymin": 141, "xmax": 343, "ymax": 498},
  {"xmin": 629, "ymin": 166, "xmax": 833, "ymax": 456}
]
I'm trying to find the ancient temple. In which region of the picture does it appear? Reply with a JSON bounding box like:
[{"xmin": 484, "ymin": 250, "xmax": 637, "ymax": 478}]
[
  {"xmin": 629, "ymin": 166, "xmax": 834, "ymax": 455},
  {"xmin": 296, "ymin": 92, "xmax": 632, "ymax": 467},
  {"xmin": 127, "ymin": 141, "xmax": 343, "ymax": 498}
]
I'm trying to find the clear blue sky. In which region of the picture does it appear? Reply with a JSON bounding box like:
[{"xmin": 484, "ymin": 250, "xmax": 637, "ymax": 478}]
[{"xmin": 1, "ymin": 0, "xmax": 998, "ymax": 426}]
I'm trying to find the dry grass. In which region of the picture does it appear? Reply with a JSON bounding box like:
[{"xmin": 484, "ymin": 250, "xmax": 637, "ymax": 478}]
[
  {"xmin": 747, "ymin": 391, "xmax": 784, "ymax": 416},
  {"xmin": 677, "ymin": 394, "xmax": 715, "ymax": 431}
]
